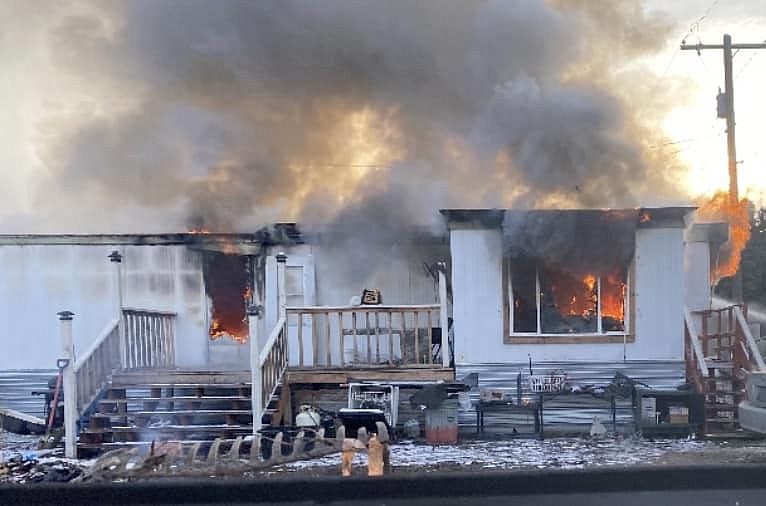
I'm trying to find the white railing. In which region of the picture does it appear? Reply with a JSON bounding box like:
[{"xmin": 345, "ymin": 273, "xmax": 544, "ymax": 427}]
[
  {"xmin": 734, "ymin": 306, "xmax": 766, "ymax": 371},
  {"xmin": 122, "ymin": 308, "xmax": 177, "ymax": 369},
  {"xmin": 72, "ymin": 318, "xmax": 121, "ymax": 414},
  {"xmin": 285, "ymin": 304, "xmax": 445, "ymax": 368},
  {"xmin": 259, "ymin": 316, "xmax": 288, "ymax": 412}
]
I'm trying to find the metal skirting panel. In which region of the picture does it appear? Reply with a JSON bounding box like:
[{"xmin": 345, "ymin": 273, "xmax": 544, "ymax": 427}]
[
  {"xmin": 456, "ymin": 360, "xmax": 686, "ymax": 433},
  {"xmin": 0, "ymin": 369, "xmax": 57, "ymax": 418}
]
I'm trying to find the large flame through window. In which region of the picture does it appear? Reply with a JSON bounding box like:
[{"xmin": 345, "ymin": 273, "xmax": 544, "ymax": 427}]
[
  {"xmin": 202, "ymin": 252, "xmax": 251, "ymax": 343},
  {"xmin": 506, "ymin": 210, "xmax": 635, "ymax": 335},
  {"xmin": 536, "ymin": 265, "xmax": 626, "ymax": 334}
]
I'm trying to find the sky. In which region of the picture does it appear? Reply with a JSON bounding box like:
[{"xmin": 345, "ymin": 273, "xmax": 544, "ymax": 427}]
[
  {"xmin": 0, "ymin": 1, "xmax": 765, "ymax": 233},
  {"xmin": 645, "ymin": 0, "xmax": 766, "ymax": 201}
]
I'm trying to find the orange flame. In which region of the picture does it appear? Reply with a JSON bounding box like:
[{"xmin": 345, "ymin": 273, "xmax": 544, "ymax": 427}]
[
  {"xmin": 550, "ymin": 272, "xmax": 625, "ymax": 325},
  {"xmin": 696, "ymin": 191, "xmax": 751, "ymax": 284},
  {"xmin": 189, "ymin": 228, "xmax": 211, "ymax": 234}
]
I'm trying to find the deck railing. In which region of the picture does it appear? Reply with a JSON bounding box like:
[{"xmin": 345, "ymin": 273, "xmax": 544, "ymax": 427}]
[
  {"xmin": 122, "ymin": 308, "xmax": 177, "ymax": 369},
  {"xmin": 285, "ymin": 305, "xmax": 444, "ymax": 367},
  {"xmin": 251, "ymin": 254, "xmax": 452, "ymax": 431}
]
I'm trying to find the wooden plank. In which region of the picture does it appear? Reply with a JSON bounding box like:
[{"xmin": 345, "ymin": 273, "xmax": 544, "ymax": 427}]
[
  {"xmin": 311, "ymin": 313, "xmax": 318, "ymax": 368},
  {"xmin": 388, "ymin": 311, "xmax": 394, "ymax": 364},
  {"xmin": 374, "ymin": 312, "xmax": 381, "ymax": 363},
  {"xmin": 427, "ymin": 310, "xmax": 433, "ymax": 365},
  {"xmin": 286, "ymin": 305, "xmax": 440, "ymax": 313},
  {"xmin": 366, "ymin": 312, "xmax": 372, "ymax": 365},
  {"xmin": 325, "ymin": 312, "xmax": 332, "ymax": 367},
  {"xmin": 352, "ymin": 312, "xmax": 358, "ymax": 363},
  {"xmin": 100, "ymin": 396, "xmax": 252, "ymax": 404},
  {"xmin": 297, "ymin": 313, "xmax": 304, "ymax": 367},
  {"xmin": 338, "ymin": 312, "xmax": 344, "ymax": 368},
  {"xmin": 414, "ymin": 311, "xmax": 420, "ymax": 364},
  {"xmin": 505, "ymin": 334, "xmax": 637, "ymax": 345},
  {"xmin": 285, "ymin": 367, "xmax": 455, "ymax": 385},
  {"xmin": 400, "ymin": 312, "xmax": 406, "ymax": 364}
]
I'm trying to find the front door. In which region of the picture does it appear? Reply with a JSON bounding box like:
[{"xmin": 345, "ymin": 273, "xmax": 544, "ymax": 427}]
[{"xmin": 265, "ymin": 253, "xmax": 315, "ymax": 366}]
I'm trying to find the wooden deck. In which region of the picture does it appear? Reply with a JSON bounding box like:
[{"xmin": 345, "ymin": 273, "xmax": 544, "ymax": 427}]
[{"xmin": 285, "ymin": 366, "xmax": 455, "ymax": 385}]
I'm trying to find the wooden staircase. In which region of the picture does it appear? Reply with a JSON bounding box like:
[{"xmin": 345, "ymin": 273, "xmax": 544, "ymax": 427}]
[
  {"xmin": 78, "ymin": 370, "xmax": 257, "ymax": 455},
  {"xmin": 685, "ymin": 305, "xmax": 766, "ymax": 438}
]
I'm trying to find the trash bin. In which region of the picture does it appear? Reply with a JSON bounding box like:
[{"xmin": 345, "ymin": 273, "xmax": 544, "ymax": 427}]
[{"xmin": 425, "ymin": 397, "xmax": 458, "ymax": 444}]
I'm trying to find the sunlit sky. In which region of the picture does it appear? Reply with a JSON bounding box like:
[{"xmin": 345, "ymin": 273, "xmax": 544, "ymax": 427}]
[
  {"xmin": 645, "ymin": 0, "xmax": 766, "ymax": 203},
  {"xmin": 0, "ymin": 1, "xmax": 765, "ymax": 225}
]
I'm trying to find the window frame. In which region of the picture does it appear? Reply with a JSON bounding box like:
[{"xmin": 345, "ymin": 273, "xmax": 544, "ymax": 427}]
[{"xmin": 504, "ymin": 258, "xmax": 635, "ymax": 344}]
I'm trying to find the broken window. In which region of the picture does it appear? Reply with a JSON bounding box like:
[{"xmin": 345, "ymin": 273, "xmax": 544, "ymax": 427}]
[{"xmin": 510, "ymin": 256, "xmax": 627, "ymax": 335}]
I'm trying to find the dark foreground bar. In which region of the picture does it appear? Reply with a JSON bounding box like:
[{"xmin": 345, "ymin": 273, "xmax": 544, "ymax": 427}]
[{"xmin": 3, "ymin": 464, "xmax": 766, "ymax": 505}]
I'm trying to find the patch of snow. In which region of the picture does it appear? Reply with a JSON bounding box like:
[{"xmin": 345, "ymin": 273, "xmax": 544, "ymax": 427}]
[{"xmin": 280, "ymin": 436, "xmax": 711, "ymax": 471}]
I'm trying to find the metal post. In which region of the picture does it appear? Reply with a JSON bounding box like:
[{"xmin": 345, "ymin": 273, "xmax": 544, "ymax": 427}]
[
  {"xmin": 248, "ymin": 305, "xmax": 263, "ymax": 434},
  {"xmin": 108, "ymin": 250, "xmax": 125, "ymax": 368},
  {"xmin": 437, "ymin": 262, "xmax": 450, "ymax": 368},
  {"xmin": 58, "ymin": 311, "xmax": 77, "ymax": 459},
  {"xmin": 276, "ymin": 252, "xmax": 287, "ymax": 319}
]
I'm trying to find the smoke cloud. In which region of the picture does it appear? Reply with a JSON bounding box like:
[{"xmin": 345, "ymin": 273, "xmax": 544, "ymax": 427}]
[{"xmin": 6, "ymin": 0, "xmax": 692, "ymax": 234}]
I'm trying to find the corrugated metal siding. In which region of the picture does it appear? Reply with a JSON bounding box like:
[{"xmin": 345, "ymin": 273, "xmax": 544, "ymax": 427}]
[
  {"xmin": 456, "ymin": 361, "xmax": 685, "ymax": 433},
  {"xmin": 0, "ymin": 369, "xmax": 57, "ymax": 418}
]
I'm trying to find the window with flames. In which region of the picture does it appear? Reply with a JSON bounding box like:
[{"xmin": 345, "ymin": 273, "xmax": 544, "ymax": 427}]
[{"xmin": 509, "ymin": 255, "xmax": 629, "ymax": 335}]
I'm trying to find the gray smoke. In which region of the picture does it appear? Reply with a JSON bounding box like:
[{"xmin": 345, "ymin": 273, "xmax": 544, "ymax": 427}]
[
  {"xmin": 10, "ymin": 0, "xmax": 688, "ymax": 235},
  {"xmin": 503, "ymin": 210, "xmax": 639, "ymax": 276}
]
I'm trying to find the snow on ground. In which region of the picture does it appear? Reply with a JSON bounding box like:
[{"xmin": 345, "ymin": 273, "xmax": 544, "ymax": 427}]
[
  {"xmin": 282, "ymin": 437, "xmax": 712, "ymax": 471},
  {"xmin": 0, "ymin": 430, "xmax": 40, "ymax": 461}
]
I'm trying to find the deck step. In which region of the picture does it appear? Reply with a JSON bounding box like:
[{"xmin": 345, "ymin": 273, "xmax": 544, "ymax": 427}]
[
  {"xmin": 92, "ymin": 410, "xmax": 253, "ymax": 417},
  {"xmin": 84, "ymin": 424, "xmax": 253, "ymax": 434},
  {"xmin": 108, "ymin": 383, "xmax": 251, "ymax": 390},
  {"xmin": 99, "ymin": 396, "xmax": 251, "ymax": 404}
]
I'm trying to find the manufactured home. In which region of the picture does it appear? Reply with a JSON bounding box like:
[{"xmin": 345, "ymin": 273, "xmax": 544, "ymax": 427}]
[{"xmin": 0, "ymin": 207, "xmax": 762, "ymax": 455}]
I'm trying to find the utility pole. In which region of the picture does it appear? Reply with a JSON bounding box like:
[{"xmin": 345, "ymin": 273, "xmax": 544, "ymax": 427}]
[{"xmin": 681, "ymin": 34, "xmax": 766, "ymax": 303}]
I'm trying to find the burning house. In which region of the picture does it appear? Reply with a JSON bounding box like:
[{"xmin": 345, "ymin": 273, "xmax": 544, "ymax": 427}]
[{"xmin": 0, "ymin": 205, "xmax": 760, "ymax": 455}]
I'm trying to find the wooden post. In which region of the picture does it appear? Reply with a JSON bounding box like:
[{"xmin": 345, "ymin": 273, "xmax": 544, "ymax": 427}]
[
  {"xmin": 367, "ymin": 434, "xmax": 384, "ymax": 476},
  {"xmin": 248, "ymin": 305, "xmax": 263, "ymax": 434},
  {"xmin": 108, "ymin": 250, "xmax": 125, "ymax": 369},
  {"xmin": 438, "ymin": 262, "xmax": 449, "ymax": 367},
  {"xmin": 58, "ymin": 311, "xmax": 77, "ymax": 459}
]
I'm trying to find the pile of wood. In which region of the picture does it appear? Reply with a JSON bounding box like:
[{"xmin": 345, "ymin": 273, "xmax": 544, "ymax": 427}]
[{"xmin": 76, "ymin": 425, "xmax": 354, "ymax": 482}]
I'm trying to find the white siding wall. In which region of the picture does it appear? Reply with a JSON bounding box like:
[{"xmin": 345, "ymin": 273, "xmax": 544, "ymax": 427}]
[
  {"xmin": 451, "ymin": 227, "xmax": 686, "ymax": 364},
  {"xmin": 684, "ymin": 241, "xmax": 712, "ymax": 311},
  {"xmin": 450, "ymin": 229, "xmax": 504, "ymax": 365},
  {"xmin": 0, "ymin": 244, "xmax": 208, "ymax": 370},
  {"xmin": 633, "ymin": 228, "xmax": 685, "ymax": 360}
]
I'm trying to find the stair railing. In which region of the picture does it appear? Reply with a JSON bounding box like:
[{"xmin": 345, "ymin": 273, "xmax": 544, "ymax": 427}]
[
  {"xmin": 251, "ymin": 252, "xmax": 289, "ymax": 431},
  {"xmin": 733, "ymin": 305, "xmax": 766, "ymax": 373},
  {"xmin": 72, "ymin": 317, "xmax": 121, "ymax": 415},
  {"xmin": 258, "ymin": 316, "xmax": 288, "ymax": 421},
  {"xmin": 684, "ymin": 306, "xmax": 709, "ymax": 393}
]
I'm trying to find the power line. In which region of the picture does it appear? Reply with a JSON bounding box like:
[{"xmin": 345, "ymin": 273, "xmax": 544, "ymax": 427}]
[
  {"xmin": 735, "ymin": 39, "xmax": 766, "ymax": 79},
  {"xmin": 650, "ymin": 0, "xmax": 722, "ymax": 96}
]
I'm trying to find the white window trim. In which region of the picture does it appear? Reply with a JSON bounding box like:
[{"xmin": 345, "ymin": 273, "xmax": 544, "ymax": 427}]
[{"xmin": 508, "ymin": 263, "xmax": 629, "ymax": 337}]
